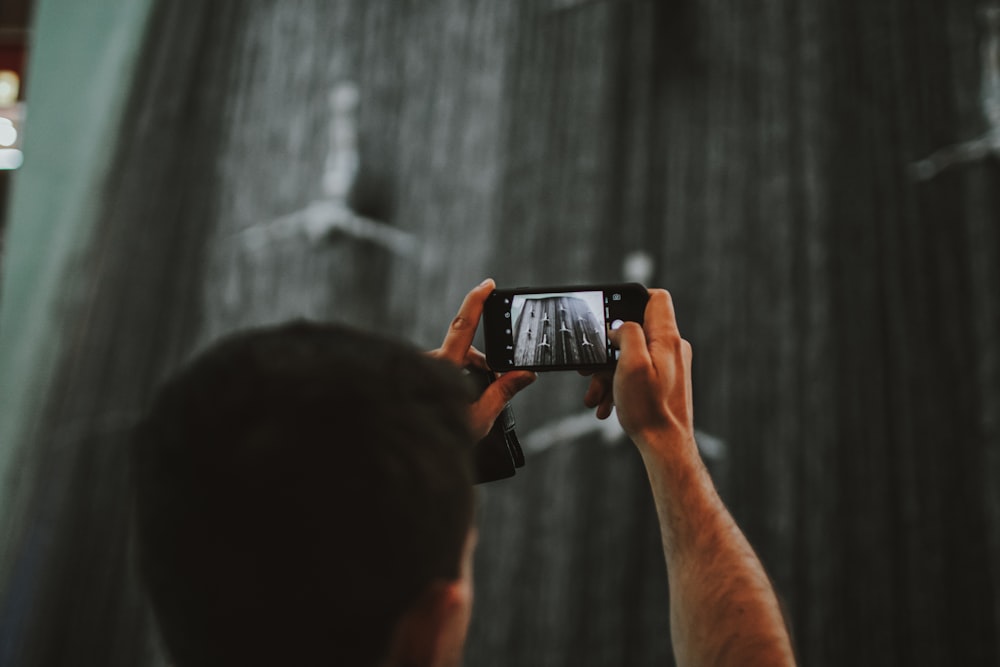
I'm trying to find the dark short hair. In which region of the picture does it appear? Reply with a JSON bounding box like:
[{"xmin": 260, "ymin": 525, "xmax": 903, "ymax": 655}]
[{"xmin": 131, "ymin": 321, "xmax": 476, "ymax": 667}]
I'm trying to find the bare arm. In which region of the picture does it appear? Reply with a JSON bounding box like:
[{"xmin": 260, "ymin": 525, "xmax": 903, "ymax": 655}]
[{"xmin": 586, "ymin": 290, "xmax": 795, "ymax": 667}]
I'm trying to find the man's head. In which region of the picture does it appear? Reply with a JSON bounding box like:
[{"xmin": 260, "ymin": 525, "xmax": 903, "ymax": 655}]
[{"xmin": 131, "ymin": 321, "xmax": 478, "ymax": 667}]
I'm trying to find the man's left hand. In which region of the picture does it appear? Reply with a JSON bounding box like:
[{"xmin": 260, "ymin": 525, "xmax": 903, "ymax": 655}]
[{"xmin": 430, "ymin": 279, "xmax": 537, "ymax": 439}]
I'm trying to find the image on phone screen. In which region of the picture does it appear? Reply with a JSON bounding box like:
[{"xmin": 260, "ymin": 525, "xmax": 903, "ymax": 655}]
[{"xmin": 509, "ymin": 291, "xmax": 607, "ymax": 366}]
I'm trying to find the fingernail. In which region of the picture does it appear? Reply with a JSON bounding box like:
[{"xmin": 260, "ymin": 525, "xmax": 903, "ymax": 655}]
[{"xmin": 479, "ymin": 278, "xmax": 494, "ymax": 287}]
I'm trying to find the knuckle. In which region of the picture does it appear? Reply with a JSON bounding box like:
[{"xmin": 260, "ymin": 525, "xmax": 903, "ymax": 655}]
[{"xmin": 649, "ymin": 288, "xmax": 670, "ymax": 304}]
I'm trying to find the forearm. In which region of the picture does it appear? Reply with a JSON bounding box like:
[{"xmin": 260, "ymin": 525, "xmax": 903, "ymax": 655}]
[{"xmin": 636, "ymin": 431, "xmax": 796, "ymax": 667}]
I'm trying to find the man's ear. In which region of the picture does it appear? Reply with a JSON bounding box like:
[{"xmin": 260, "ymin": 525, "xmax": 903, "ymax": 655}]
[{"xmin": 385, "ymin": 579, "xmax": 472, "ymax": 667}]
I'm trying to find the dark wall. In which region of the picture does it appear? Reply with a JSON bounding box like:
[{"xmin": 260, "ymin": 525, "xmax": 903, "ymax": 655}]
[
  {"xmin": 1, "ymin": 1, "xmax": 998, "ymax": 666},
  {"xmin": 0, "ymin": 0, "xmax": 33, "ymax": 29}
]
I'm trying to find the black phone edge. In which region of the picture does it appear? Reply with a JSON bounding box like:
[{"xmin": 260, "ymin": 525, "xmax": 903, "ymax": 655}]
[{"xmin": 483, "ymin": 282, "xmax": 649, "ymax": 373}]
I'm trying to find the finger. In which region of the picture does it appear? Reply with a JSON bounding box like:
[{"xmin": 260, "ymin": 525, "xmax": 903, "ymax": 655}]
[
  {"xmin": 439, "ymin": 279, "xmax": 495, "ymax": 365},
  {"xmin": 610, "ymin": 322, "xmax": 652, "ymax": 369},
  {"xmin": 642, "ymin": 289, "xmax": 681, "ymax": 349},
  {"xmin": 583, "ymin": 375, "xmax": 605, "ymax": 408},
  {"xmin": 608, "ymin": 326, "xmax": 621, "ymax": 349},
  {"xmin": 465, "ymin": 346, "xmax": 489, "ymax": 370},
  {"xmin": 583, "ymin": 372, "xmax": 612, "ymax": 407},
  {"xmin": 595, "ymin": 392, "xmax": 614, "ymax": 420},
  {"xmin": 468, "ymin": 371, "xmax": 536, "ymax": 435}
]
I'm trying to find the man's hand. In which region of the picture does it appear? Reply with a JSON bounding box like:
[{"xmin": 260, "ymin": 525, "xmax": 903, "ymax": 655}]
[
  {"xmin": 430, "ymin": 279, "xmax": 536, "ymax": 440},
  {"xmin": 586, "ymin": 288, "xmax": 796, "ymax": 666},
  {"xmin": 583, "ymin": 289, "xmax": 694, "ymax": 449}
]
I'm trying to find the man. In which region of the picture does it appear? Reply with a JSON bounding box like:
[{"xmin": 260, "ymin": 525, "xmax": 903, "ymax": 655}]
[{"xmin": 131, "ymin": 279, "xmax": 795, "ymax": 666}]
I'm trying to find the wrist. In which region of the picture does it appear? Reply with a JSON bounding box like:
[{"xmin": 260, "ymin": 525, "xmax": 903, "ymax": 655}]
[
  {"xmin": 633, "ymin": 427, "xmax": 713, "ymax": 502},
  {"xmin": 631, "ymin": 422, "xmax": 699, "ymax": 462}
]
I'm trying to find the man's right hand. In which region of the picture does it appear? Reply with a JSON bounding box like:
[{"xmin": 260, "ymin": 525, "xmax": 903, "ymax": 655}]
[
  {"xmin": 583, "ymin": 289, "xmax": 695, "ymax": 452},
  {"xmin": 588, "ymin": 289, "xmax": 797, "ymax": 667}
]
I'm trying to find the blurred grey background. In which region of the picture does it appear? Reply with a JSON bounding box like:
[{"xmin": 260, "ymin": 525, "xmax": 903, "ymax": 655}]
[{"xmin": 1, "ymin": 1, "xmax": 999, "ymax": 665}]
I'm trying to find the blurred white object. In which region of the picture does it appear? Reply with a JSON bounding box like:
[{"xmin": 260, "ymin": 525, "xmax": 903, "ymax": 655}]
[
  {"xmin": 910, "ymin": 6, "xmax": 1000, "ymax": 180},
  {"xmin": 0, "ymin": 71, "xmax": 25, "ymax": 170},
  {"xmin": 521, "ymin": 406, "xmax": 727, "ymax": 461},
  {"xmin": 0, "ymin": 70, "xmax": 19, "ymax": 107},
  {"xmin": 0, "ymin": 148, "xmax": 24, "ymax": 170},
  {"xmin": 240, "ymin": 82, "xmax": 418, "ymax": 256},
  {"xmin": 623, "ymin": 250, "xmax": 655, "ymax": 284},
  {"xmin": 0, "ymin": 118, "xmax": 18, "ymax": 147},
  {"xmin": 323, "ymin": 82, "xmax": 361, "ymax": 200},
  {"xmin": 522, "ymin": 409, "xmax": 626, "ymax": 452}
]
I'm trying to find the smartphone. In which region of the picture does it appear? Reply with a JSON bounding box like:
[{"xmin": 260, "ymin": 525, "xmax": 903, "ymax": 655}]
[{"xmin": 483, "ymin": 283, "xmax": 649, "ymax": 371}]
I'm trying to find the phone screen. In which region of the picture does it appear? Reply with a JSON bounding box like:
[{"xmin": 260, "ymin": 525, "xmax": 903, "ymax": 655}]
[{"xmin": 483, "ymin": 283, "xmax": 648, "ymax": 371}]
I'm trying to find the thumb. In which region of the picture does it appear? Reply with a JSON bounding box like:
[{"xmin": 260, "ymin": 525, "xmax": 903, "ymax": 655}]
[
  {"xmin": 469, "ymin": 371, "xmax": 537, "ymax": 436},
  {"xmin": 609, "ymin": 321, "xmax": 651, "ymax": 369}
]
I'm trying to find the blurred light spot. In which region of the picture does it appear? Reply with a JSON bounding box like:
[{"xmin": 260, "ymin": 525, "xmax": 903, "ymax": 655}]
[
  {"xmin": 0, "ymin": 118, "xmax": 17, "ymax": 147},
  {"xmin": 330, "ymin": 81, "xmax": 359, "ymax": 111},
  {"xmin": 0, "ymin": 148, "xmax": 24, "ymax": 170},
  {"xmin": 0, "ymin": 71, "xmax": 19, "ymax": 107},
  {"xmin": 520, "ymin": 405, "xmax": 729, "ymax": 461},
  {"xmin": 623, "ymin": 251, "xmax": 654, "ymax": 284},
  {"xmin": 695, "ymin": 430, "xmax": 728, "ymax": 460}
]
